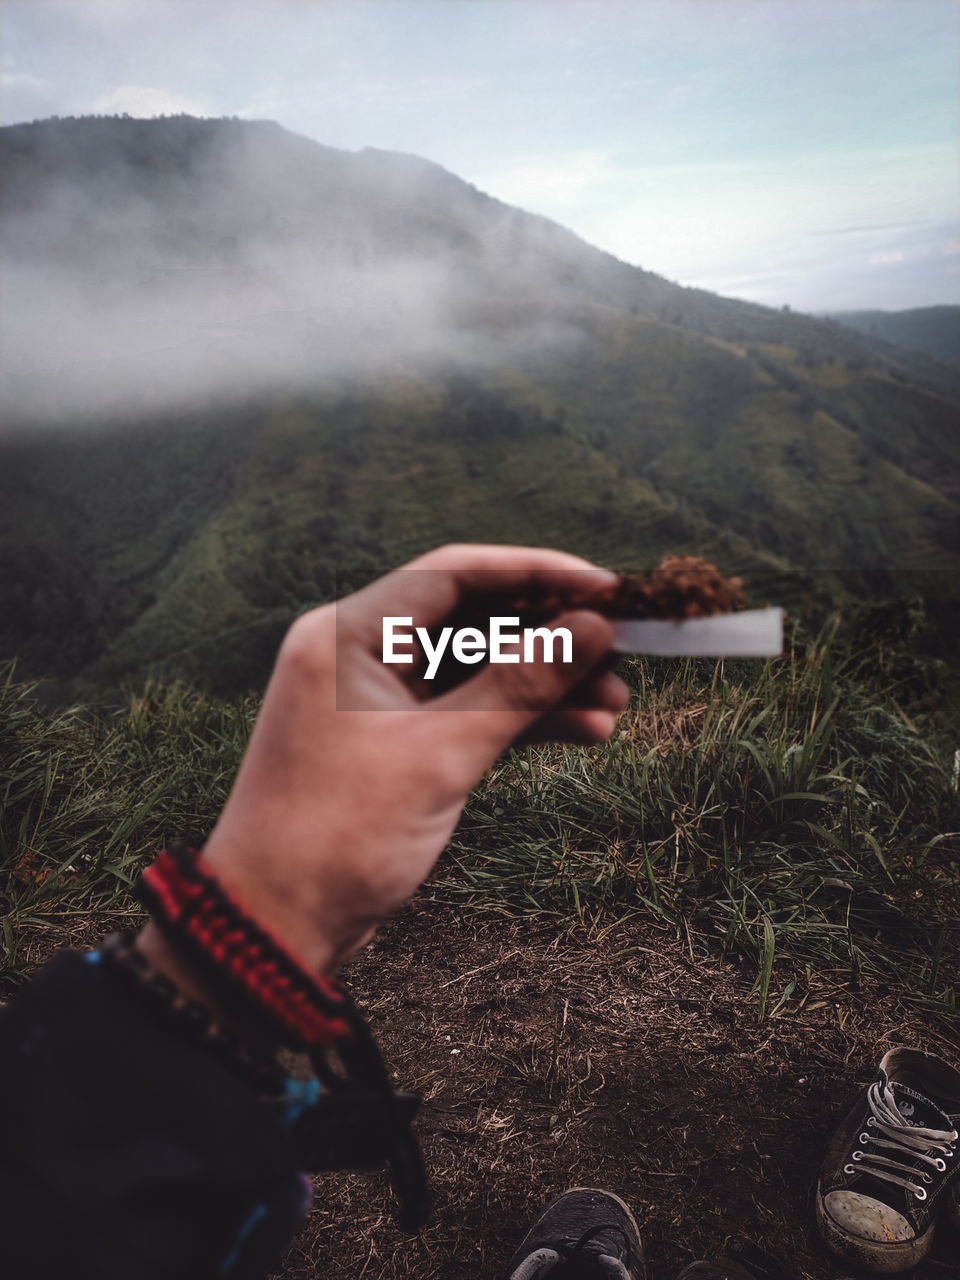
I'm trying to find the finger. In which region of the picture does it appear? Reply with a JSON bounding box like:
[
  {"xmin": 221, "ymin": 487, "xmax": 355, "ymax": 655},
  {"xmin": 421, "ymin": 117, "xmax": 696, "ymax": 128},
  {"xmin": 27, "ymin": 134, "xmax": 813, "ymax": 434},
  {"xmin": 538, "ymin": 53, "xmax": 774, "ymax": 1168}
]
[
  {"xmin": 338, "ymin": 544, "xmax": 618, "ymax": 649},
  {"xmin": 438, "ymin": 609, "xmax": 615, "ymax": 766},
  {"xmin": 564, "ymin": 669, "xmax": 631, "ymax": 712},
  {"xmin": 516, "ymin": 707, "xmax": 620, "ymax": 746}
]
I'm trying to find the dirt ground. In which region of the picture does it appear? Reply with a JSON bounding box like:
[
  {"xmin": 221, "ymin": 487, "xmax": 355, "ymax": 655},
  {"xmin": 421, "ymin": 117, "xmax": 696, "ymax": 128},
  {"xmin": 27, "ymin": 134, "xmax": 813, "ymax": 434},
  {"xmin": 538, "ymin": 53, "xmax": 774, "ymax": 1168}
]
[{"xmin": 279, "ymin": 900, "xmax": 960, "ymax": 1280}]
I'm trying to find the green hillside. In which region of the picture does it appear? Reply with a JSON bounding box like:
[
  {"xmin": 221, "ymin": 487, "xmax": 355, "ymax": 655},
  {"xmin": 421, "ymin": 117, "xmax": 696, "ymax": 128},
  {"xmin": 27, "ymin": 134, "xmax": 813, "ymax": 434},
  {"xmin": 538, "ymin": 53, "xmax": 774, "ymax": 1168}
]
[
  {"xmin": 3, "ymin": 312, "xmax": 959, "ymax": 701},
  {"xmin": 825, "ymin": 306, "xmax": 960, "ymax": 368},
  {"xmin": 1, "ymin": 116, "xmax": 959, "ymax": 702}
]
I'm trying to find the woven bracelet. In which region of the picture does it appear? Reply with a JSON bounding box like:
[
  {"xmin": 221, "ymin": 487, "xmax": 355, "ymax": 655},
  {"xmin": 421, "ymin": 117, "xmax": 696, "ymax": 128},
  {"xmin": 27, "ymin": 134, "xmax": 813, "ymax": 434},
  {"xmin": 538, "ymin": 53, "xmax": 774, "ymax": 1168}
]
[{"xmin": 136, "ymin": 842, "xmax": 351, "ymax": 1048}]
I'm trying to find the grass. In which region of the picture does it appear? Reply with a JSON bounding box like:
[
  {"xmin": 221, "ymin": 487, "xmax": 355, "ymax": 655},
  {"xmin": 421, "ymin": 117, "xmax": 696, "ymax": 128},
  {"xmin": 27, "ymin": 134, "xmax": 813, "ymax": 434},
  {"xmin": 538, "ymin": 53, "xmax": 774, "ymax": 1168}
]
[
  {"xmin": 439, "ymin": 620, "xmax": 960, "ymax": 1021},
  {"xmin": 0, "ymin": 666, "xmax": 254, "ymax": 985},
  {"xmin": 2, "ymin": 610, "xmax": 957, "ymax": 1021}
]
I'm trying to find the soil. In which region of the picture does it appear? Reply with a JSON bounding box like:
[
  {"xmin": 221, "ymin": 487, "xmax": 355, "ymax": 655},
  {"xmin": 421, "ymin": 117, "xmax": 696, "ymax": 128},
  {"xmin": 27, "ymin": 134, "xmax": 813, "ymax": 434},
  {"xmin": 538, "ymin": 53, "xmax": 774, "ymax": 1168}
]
[{"xmin": 276, "ymin": 900, "xmax": 960, "ymax": 1280}]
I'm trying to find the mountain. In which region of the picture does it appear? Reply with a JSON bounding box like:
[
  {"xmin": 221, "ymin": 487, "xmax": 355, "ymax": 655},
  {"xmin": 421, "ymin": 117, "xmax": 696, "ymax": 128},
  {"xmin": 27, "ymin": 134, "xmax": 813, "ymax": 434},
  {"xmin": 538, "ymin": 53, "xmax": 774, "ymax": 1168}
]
[
  {"xmin": 1, "ymin": 115, "xmax": 959, "ymax": 700},
  {"xmin": 823, "ymin": 307, "xmax": 960, "ymax": 369},
  {"xmin": 5, "ymin": 115, "xmax": 960, "ymax": 418}
]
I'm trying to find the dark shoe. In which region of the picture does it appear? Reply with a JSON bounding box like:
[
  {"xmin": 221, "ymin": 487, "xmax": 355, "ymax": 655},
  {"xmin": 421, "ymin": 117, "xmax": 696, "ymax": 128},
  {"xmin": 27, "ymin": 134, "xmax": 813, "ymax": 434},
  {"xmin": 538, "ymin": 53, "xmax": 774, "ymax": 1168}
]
[
  {"xmin": 675, "ymin": 1266, "xmax": 766, "ymax": 1280},
  {"xmin": 816, "ymin": 1046, "xmax": 960, "ymax": 1273},
  {"xmin": 676, "ymin": 1245, "xmax": 785, "ymax": 1279},
  {"xmin": 503, "ymin": 1188, "xmax": 646, "ymax": 1279}
]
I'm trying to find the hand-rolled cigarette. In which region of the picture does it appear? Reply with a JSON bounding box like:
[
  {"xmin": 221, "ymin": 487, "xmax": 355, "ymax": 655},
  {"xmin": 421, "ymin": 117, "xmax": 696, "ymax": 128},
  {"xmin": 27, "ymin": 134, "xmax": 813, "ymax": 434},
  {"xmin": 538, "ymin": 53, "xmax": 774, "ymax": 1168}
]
[
  {"xmin": 500, "ymin": 556, "xmax": 781, "ymax": 658},
  {"xmin": 611, "ymin": 607, "xmax": 784, "ymax": 657}
]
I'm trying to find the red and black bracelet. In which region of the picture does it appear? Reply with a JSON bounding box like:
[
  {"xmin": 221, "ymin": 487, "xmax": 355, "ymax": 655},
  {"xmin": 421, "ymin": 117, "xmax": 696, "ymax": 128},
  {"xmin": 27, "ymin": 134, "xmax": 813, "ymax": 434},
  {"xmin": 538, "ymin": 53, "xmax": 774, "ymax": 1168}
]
[{"xmin": 137, "ymin": 842, "xmax": 351, "ymax": 1048}]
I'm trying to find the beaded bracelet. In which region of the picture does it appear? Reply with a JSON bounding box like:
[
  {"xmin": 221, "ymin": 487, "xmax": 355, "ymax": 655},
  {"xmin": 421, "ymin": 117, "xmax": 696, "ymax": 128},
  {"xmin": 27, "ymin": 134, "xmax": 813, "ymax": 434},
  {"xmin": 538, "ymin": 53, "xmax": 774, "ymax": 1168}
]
[{"xmin": 97, "ymin": 931, "xmax": 289, "ymax": 1094}]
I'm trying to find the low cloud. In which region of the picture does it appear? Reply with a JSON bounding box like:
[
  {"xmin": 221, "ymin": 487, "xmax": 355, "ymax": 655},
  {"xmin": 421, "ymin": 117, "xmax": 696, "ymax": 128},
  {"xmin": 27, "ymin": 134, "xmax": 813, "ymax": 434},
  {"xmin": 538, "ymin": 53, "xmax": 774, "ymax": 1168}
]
[{"xmin": 0, "ymin": 117, "xmax": 589, "ymax": 427}]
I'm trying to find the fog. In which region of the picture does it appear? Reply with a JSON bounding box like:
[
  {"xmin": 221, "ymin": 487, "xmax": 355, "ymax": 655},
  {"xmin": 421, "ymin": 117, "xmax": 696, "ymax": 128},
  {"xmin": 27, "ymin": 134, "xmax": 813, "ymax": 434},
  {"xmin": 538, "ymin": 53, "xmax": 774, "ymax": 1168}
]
[{"xmin": 0, "ymin": 117, "xmax": 594, "ymax": 427}]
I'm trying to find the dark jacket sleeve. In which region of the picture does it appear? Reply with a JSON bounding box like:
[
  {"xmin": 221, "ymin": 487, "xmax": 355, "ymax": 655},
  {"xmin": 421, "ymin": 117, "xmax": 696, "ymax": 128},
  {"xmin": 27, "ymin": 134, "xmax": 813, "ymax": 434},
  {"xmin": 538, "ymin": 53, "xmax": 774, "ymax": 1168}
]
[{"xmin": 0, "ymin": 949, "xmax": 313, "ymax": 1280}]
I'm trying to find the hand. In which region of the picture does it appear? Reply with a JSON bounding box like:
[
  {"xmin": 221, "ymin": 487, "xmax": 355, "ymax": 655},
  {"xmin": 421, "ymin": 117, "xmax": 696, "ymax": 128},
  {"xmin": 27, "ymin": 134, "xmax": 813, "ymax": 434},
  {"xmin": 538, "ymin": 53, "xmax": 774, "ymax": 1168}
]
[{"xmin": 152, "ymin": 545, "xmax": 629, "ymax": 977}]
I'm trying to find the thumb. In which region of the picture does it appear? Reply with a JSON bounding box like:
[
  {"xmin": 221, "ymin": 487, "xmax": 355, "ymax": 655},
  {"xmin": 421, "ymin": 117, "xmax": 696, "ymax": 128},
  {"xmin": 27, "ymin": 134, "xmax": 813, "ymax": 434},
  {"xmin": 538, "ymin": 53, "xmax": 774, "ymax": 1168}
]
[{"xmin": 439, "ymin": 609, "xmax": 615, "ymax": 759}]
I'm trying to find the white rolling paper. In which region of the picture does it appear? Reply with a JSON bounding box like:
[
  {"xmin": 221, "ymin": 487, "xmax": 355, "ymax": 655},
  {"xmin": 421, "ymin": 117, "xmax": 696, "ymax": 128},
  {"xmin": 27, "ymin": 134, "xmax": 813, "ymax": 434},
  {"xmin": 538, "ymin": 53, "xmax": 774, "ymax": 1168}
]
[{"xmin": 611, "ymin": 606, "xmax": 783, "ymax": 657}]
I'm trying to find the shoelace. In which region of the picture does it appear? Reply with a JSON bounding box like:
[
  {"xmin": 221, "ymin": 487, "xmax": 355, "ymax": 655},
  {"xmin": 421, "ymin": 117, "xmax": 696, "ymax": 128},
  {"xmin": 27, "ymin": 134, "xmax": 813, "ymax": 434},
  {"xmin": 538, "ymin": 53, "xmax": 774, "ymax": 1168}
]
[
  {"xmin": 844, "ymin": 1079, "xmax": 958, "ymax": 1200},
  {"xmin": 560, "ymin": 1223, "xmax": 636, "ymax": 1278},
  {"xmin": 511, "ymin": 1222, "xmax": 637, "ymax": 1280}
]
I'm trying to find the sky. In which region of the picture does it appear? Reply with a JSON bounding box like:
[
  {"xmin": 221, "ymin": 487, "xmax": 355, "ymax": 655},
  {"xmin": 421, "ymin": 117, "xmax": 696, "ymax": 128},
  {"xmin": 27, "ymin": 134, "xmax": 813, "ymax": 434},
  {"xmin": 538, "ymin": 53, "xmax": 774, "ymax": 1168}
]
[{"xmin": 1, "ymin": 0, "xmax": 958, "ymax": 313}]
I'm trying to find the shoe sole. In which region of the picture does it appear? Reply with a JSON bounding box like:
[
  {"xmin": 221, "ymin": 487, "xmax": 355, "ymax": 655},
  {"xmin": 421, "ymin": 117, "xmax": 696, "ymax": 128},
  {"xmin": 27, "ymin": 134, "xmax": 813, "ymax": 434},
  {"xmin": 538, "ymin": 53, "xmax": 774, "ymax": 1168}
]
[{"xmin": 815, "ymin": 1184, "xmax": 935, "ymax": 1274}]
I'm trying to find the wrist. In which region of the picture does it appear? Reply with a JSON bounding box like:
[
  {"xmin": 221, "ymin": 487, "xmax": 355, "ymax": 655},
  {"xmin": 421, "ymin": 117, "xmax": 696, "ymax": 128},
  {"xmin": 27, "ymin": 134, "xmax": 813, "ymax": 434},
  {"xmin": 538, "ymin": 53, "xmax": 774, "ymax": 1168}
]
[
  {"xmin": 198, "ymin": 842, "xmax": 341, "ymax": 977},
  {"xmin": 135, "ymin": 843, "xmax": 352, "ymax": 1051}
]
